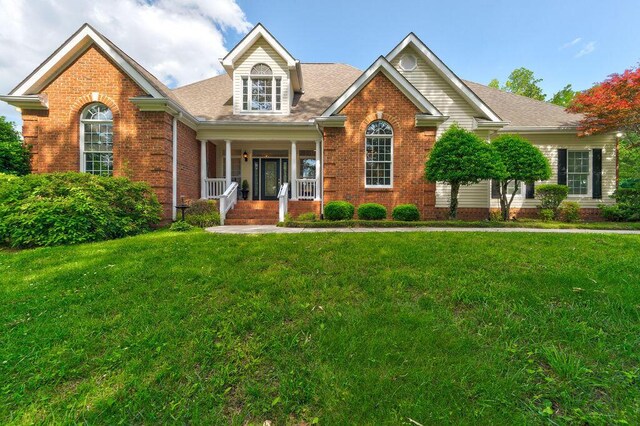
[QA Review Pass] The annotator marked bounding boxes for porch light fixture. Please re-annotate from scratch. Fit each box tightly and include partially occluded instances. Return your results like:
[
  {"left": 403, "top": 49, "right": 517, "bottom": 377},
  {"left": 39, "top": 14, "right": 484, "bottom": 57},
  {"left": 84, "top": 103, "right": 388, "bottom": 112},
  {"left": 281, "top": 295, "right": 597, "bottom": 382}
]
[{"left": 243, "top": 151, "right": 249, "bottom": 162}]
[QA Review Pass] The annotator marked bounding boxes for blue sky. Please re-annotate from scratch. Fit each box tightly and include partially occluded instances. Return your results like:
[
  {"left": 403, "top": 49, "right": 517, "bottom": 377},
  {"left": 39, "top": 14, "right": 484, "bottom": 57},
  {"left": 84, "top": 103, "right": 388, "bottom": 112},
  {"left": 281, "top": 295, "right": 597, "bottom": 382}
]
[
  {"left": 234, "top": 0, "right": 639, "bottom": 95},
  {"left": 1, "top": 0, "right": 639, "bottom": 127}
]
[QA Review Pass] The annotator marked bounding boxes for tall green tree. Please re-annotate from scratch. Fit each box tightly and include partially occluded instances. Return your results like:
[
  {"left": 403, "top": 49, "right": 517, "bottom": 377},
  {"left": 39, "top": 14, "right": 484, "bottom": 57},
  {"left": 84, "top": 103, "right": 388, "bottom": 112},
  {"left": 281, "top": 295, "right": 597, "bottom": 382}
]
[
  {"left": 0, "top": 116, "right": 30, "bottom": 176},
  {"left": 491, "top": 134, "right": 551, "bottom": 220},
  {"left": 503, "top": 67, "right": 546, "bottom": 100},
  {"left": 425, "top": 125, "right": 505, "bottom": 219},
  {"left": 488, "top": 67, "right": 546, "bottom": 101},
  {"left": 549, "top": 84, "right": 577, "bottom": 107}
]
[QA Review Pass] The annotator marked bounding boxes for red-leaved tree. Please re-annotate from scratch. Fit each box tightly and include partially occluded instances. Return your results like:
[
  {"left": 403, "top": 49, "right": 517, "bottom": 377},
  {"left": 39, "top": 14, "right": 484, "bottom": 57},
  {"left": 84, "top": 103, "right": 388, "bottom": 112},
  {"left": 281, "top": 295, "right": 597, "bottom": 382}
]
[{"left": 568, "top": 66, "right": 640, "bottom": 138}]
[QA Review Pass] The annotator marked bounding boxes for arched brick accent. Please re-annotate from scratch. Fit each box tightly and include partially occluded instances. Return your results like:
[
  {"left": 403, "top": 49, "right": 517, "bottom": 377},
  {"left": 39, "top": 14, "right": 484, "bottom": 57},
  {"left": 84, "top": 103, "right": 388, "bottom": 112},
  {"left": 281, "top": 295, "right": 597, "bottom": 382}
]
[
  {"left": 69, "top": 93, "right": 121, "bottom": 118},
  {"left": 359, "top": 112, "right": 402, "bottom": 138}
]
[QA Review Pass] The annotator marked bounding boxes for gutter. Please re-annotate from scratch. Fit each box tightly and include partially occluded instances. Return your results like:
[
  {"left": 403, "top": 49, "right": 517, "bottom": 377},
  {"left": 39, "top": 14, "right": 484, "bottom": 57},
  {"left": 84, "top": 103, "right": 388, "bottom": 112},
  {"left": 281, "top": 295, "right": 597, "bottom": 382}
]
[{"left": 499, "top": 126, "right": 579, "bottom": 134}]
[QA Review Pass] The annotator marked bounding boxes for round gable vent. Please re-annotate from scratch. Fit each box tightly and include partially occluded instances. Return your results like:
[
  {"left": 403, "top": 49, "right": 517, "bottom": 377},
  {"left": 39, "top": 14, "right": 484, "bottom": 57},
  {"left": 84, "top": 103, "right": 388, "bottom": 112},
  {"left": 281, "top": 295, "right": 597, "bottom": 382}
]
[{"left": 399, "top": 54, "right": 417, "bottom": 71}]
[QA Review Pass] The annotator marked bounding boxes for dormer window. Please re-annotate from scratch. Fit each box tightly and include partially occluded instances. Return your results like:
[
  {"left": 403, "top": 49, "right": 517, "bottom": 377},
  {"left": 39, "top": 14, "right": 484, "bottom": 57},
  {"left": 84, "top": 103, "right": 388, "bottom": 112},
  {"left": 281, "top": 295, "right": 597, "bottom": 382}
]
[{"left": 242, "top": 63, "right": 282, "bottom": 112}]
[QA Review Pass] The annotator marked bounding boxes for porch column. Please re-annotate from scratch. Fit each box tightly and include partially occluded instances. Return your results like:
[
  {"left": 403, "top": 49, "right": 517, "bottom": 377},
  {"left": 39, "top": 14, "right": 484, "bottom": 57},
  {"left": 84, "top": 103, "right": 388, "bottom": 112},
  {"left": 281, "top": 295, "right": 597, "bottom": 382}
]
[
  {"left": 200, "top": 140, "right": 207, "bottom": 199},
  {"left": 291, "top": 140, "right": 297, "bottom": 199},
  {"left": 315, "top": 139, "right": 321, "bottom": 201},
  {"left": 225, "top": 140, "right": 232, "bottom": 188}
]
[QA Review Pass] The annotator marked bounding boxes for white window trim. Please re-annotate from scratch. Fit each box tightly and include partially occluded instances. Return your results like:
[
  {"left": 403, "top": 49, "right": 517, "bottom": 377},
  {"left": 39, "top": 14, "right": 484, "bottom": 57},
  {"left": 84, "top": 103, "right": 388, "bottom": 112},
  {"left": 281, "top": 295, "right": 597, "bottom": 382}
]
[
  {"left": 241, "top": 69, "right": 282, "bottom": 113},
  {"left": 364, "top": 124, "right": 394, "bottom": 189},
  {"left": 79, "top": 103, "right": 113, "bottom": 175},
  {"left": 566, "top": 149, "right": 592, "bottom": 198}
]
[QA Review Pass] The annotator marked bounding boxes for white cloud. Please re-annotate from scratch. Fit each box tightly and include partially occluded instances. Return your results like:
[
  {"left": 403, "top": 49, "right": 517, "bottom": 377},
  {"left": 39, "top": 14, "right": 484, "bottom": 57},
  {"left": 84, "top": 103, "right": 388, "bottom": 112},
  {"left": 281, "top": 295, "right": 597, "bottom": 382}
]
[
  {"left": 575, "top": 41, "right": 596, "bottom": 58},
  {"left": 0, "top": 0, "right": 251, "bottom": 126},
  {"left": 560, "top": 37, "right": 582, "bottom": 50}
]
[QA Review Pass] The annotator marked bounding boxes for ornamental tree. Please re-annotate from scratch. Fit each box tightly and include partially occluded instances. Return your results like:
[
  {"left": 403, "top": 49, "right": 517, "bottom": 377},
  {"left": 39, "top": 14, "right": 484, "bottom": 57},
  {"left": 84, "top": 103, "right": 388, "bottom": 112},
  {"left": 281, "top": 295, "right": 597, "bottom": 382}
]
[
  {"left": 425, "top": 124, "right": 505, "bottom": 219},
  {"left": 568, "top": 66, "right": 640, "bottom": 136},
  {"left": 491, "top": 135, "right": 551, "bottom": 220},
  {"left": 0, "top": 116, "right": 30, "bottom": 176}
]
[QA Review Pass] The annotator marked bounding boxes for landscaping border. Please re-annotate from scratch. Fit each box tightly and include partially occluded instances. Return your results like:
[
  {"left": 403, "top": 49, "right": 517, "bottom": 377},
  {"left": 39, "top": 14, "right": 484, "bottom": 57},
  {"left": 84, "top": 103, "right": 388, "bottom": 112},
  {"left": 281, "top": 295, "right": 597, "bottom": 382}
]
[{"left": 280, "top": 220, "right": 640, "bottom": 231}]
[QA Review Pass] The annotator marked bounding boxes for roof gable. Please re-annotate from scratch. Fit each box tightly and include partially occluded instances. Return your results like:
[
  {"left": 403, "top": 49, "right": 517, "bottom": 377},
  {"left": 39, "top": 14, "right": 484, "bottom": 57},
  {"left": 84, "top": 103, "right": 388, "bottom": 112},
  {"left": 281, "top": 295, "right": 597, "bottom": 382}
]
[
  {"left": 9, "top": 24, "right": 164, "bottom": 98},
  {"left": 322, "top": 56, "right": 442, "bottom": 117},
  {"left": 386, "top": 33, "right": 503, "bottom": 123},
  {"left": 221, "top": 23, "right": 303, "bottom": 92}
]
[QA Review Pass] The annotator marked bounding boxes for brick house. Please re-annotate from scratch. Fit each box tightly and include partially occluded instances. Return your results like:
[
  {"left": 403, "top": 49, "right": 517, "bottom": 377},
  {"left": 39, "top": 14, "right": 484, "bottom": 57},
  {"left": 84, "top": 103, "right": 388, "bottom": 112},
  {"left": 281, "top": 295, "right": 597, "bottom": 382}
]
[{"left": 1, "top": 23, "right": 617, "bottom": 224}]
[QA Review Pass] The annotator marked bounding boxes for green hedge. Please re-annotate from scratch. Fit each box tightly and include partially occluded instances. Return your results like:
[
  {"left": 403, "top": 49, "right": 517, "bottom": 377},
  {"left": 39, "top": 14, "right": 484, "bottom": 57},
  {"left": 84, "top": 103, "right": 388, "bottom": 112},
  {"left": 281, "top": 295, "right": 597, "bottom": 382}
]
[
  {"left": 357, "top": 203, "right": 387, "bottom": 220},
  {"left": 600, "top": 183, "right": 640, "bottom": 221},
  {"left": 392, "top": 204, "right": 420, "bottom": 221},
  {"left": 185, "top": 200, "right": 220, "bottom": 227},
  {"left": 0, "top": 172, "right": 161, "bottom": 247},
  {"left": 324, "top": 201, "right": 355, "bottom": 221}
]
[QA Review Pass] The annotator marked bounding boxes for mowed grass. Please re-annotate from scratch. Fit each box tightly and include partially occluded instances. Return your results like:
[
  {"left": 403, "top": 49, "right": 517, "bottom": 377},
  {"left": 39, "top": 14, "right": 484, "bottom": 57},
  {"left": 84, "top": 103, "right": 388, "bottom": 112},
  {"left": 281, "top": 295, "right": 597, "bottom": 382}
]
[{"left": 1, "top": 230, "right": 640, "bottom": 425}]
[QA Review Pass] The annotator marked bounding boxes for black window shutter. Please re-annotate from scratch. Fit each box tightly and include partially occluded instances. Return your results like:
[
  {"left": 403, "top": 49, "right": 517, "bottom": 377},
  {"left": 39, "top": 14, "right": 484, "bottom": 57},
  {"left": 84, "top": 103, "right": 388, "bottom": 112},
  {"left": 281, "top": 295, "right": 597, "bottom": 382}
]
[
  {"left": 491, "top": 179, "right": 500, "bottom": 199},
  {"left": 526, "top": 182, "right": 535, "bottom": 199},
  {"left": 557, "top": 149, "right": 568, "bottom": 185},
  {"left": 592, "top": 148, "right": 602, "bottom": 199}
]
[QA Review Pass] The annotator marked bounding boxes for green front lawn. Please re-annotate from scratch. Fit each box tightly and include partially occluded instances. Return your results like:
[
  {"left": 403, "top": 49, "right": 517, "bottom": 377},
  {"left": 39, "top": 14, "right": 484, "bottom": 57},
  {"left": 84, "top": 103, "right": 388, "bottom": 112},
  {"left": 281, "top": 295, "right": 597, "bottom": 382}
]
[{"left": 2, "top": 230, "right": 640, "bottom": 424}]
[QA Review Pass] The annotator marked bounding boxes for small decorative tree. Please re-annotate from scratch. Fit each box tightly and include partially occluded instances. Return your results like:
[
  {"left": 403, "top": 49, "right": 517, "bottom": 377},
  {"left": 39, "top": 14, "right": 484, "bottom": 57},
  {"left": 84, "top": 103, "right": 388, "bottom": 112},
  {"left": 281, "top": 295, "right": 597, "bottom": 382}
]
[
  {"left": 425, "top": 125, "right": 505, "bottom": 219},
  {"left": 0, "top": 116, "right": 30, "bottom": 176},
  {"left": 491, "top": 134, "right": 551, "bottom": 220}
]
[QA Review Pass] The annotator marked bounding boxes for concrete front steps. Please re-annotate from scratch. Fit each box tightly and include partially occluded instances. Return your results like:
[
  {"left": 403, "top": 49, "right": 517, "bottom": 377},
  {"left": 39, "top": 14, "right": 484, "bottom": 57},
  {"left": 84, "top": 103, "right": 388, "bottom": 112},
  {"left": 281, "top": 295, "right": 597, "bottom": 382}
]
[{"left": 224, "top": 200, "right": 279, "bottom": 225}]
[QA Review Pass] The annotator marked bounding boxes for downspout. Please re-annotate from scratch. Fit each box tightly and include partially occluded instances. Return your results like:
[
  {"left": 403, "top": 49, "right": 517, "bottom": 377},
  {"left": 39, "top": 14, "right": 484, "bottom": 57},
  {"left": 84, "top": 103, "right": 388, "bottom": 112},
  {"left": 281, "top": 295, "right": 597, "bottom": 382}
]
[
  {"left": 172, "top": 114, "right": 181, "bottom": 221},
  {"left": 314, "top": 121, "right": 325, "bottom": 219}
]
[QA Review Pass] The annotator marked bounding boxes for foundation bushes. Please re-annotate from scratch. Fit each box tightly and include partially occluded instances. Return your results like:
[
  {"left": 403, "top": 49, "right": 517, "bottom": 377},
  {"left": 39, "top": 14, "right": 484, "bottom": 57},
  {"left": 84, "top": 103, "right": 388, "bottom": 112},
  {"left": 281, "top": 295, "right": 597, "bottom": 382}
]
[
  {"left": 357, "top": 203, "right": 387, "bottom": 220},
  {"left": 324, "top": 201, "right": 355, "bottom": 221},
  {"left": 297, "top": 212, "right": 317, "bottom": 222},
  {"left": 600, "top": 182, "right": 640, "bottom": 221},
  {"left": 392, "top": 204, "right": 420, "bottom": 221},
  {"left": 0, "top": 172, "right": 161, "bottom": 248},
  {"left": 184, "top": 200, "right": 220, "bottom": 227}
]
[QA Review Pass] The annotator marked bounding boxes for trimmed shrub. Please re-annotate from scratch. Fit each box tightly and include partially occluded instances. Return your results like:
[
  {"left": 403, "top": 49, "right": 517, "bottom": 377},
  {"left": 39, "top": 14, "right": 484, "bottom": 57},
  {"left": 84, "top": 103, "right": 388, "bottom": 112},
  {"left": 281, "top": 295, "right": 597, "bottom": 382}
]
[
  {"left": 559, "top": 201, "right": 581, "bottom": 223},
  {"left": 539, "top": 208, "right": 554, "bottom": 222},
  {"left": 0, "top": 172, "right": 161, "bottom": 247},
  {"left": 324, "top": 201, "right": 355, "bottom": 221},
  {"left": 600, "top": 182, "right": 640, "bottom": 221},
  {"left": 357, "top": 203, "right": 387, "bottom": 220},
  {"left": 297, "top": 212, "right": 317, "bottom": 222},
  {"left": 185, "top": 199, "right": 220, "bottom": 227},
  {"left": 170, "top": 221, "right": 195, "bottom": 232},
  {"left": 392, "top": 204, "right": 420, "bottom": 221},
  {"left": 536, "top": 184, "right": 568, "bottom": 219}
]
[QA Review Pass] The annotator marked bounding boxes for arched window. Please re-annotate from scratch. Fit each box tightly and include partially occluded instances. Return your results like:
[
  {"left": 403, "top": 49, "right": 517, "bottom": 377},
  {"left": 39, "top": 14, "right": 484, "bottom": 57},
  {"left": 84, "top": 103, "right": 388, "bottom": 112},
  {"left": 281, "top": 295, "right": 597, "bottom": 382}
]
[
  {"left": 241, "top": 63, "right": 282, "bottom": 112},
  {"left": 80, "top": 103, "right": 113, "bottom": 176},
  {"left": 365, "top": 120, "right": 393, "bottom": 187}
]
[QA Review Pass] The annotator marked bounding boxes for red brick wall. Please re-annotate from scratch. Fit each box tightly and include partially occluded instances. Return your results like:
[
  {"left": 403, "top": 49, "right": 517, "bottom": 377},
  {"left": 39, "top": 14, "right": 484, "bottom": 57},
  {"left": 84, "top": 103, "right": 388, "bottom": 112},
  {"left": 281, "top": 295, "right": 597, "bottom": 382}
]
[
  {"left": 288, "top": 201, "right": 321, "bottom": 217},
  {"left": 323, "top": 73, "right": 437, "bottom": 219},
  {"left": 176, "top": 120, "right": 199, "bottom": 203},
  {"left": 20, "top": 45, "right": 175, "bottom": 219}
]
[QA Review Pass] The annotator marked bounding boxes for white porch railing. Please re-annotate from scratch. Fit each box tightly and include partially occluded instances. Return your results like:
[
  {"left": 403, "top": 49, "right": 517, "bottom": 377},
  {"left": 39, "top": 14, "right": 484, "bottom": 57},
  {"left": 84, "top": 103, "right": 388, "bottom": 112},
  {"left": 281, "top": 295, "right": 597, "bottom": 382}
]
[
  {"left": 294, "top": 178, "right": 318, "bottom": 200},
  {"left": 219, "top": 181, "right": 238, "bottom": 225},
  {"left": 204, "top": 178, "right": 227, "bottom": 199},
  {"left": 278, "top": 182, "right": 289, "bottom": 222}
]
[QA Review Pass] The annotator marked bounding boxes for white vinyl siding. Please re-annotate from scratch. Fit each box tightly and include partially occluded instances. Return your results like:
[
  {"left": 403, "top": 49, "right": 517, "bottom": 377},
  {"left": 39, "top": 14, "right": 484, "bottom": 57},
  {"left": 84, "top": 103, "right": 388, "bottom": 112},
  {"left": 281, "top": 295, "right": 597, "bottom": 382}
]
[
  {"left": 436, "top": 133, "right": 617, "bottom": 209},
  {"left": 233, "top": 36, "right": 290, "bottom": 115},
  {"left": 391, "top": 46, "right": 480, "bottom": 137}
]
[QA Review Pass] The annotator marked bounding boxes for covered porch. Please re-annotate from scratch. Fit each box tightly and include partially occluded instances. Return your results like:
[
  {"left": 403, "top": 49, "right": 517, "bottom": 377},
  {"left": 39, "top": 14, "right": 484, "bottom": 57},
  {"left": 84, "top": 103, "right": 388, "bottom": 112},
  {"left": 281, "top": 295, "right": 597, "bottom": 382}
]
[{"left": 199, "top": 139, "right": 322, "bottom": 201}]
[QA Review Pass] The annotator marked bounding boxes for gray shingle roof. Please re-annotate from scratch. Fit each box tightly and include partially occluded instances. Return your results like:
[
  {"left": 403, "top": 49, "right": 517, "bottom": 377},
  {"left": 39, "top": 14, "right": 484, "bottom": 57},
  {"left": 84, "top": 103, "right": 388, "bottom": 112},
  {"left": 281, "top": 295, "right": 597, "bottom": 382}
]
[
  {"left": 170, "top": 65, "right": 582, "bottom": 128},
  {"left": 463, "top": 80, "right": 583, "bottom": 128},
  {"left": 171, "top": 63, "right": 362, "bottom": 122}
]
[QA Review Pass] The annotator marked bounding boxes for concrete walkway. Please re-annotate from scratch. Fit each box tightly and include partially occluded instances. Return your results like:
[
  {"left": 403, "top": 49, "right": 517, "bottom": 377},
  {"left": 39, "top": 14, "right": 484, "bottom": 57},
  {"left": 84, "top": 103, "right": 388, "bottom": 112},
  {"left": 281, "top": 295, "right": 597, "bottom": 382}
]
[{"left": 206, "top": 225, "right": 640, "bottom": 235}]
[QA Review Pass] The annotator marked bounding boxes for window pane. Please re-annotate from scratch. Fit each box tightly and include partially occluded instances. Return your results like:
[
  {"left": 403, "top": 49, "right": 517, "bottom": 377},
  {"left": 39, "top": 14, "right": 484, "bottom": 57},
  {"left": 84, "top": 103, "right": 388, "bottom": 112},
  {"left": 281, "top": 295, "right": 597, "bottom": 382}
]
[
  {"left": 567, "top": 151, "right": 589, "bottom": 195},
  {"left": 365, "top": 135, "right": 392, "bottom": 186},
  {"left": 84, "top": 153, "right": 113, "bottom": 176},
  {"left": 300, "top": 158, "right": 316, "bottom": 179},
  {"left": 242, "top": 78, "right": 248, "bottom": 110},
  {"left": 275, "top": 78, "right": 281, "bottom": 111},
  {"left": 251, "top": 78, "right": 272, "bottom": 110}
]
